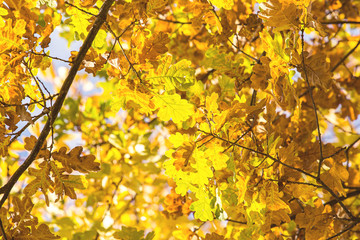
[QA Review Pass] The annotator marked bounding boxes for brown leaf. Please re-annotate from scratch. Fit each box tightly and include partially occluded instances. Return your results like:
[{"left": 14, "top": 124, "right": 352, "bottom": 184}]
[
  {"left": 251, "top": 56, "right": 271, "bottom": 90},
  {"left": 30, "top": 224, "right": 60, "bottom": 239},
  {"left": 259, "top": 0, "right": 302, "bottom": 31},
  {"left": 24, "top": 135, "right": 37, "bottom": 151},
  {"left": 205, "top": 233, "right": 226, "bottom": 240},
  {"left": 52, "top": 146, "right": 100, "bottom": 173},
  {"left": 298, "top": 52, "right": 332, "bottom": 89},
  {"left": 139, "top": 32, "right": 170, "bottom": 64},
  {"left": 17, "top": 105, "right": 33, "bottom": 123}
]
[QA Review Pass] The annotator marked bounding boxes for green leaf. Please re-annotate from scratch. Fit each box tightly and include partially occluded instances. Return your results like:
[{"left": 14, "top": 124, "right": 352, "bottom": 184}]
[
  {"left": 147, "top": 58, "right": 195, "bottom": 91},
  {"left": 190, "top": 188, "right": 214, "bottom": 221},
  {"left": 113, "top": 227, "right": 145, "bottom": 240},
  {"left": 261, "top": 30, "right": 290, "bottom": 62},
  {"left": 153, "top": 93, "right": 194, "bottom": 124},
  {"left": 93, "top": 29, "right": 107, "bottom": 49}
]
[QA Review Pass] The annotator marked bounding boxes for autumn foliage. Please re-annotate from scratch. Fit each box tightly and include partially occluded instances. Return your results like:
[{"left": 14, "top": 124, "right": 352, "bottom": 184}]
[{"left": 1, "top": 0, "right": 360, "bottom": 239}]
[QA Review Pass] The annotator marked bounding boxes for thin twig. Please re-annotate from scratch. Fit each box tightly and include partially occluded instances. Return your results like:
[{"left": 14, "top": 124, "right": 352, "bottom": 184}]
[
  {"left": 227, "top": 219, "right": 247, "bottom": 224},
  {"left": 331, "top": 40, "right": 360, "bottom": 72},
  {"left": 318, "top": 178, "right": 354, "bottom": 219},
  {"left": 8, "top": 110, "right": 48, "bottom": 145},
  {"left": 0, "top": 0, "right": 115, "bottom": 209},
  {"left": 207, "top": 0, "right": 258, "bottom": 62},
  {"left": 0, "top": 94, "right": 58, "bottom": 108},
  {"left": 104, "top": 21, "right": 143, "bottom": 83},
  {"left": 325, "top": 189, "right": 360, "bottom": 206},
  {"left": 198, "top": 128, "right": 355, "bottom": 219},
  {"left": 29, "top": 51, "right": 72, "bottom": 63},
  {"left": 155, "top": 18, "right": 192, "bottom": 24},
  {"left": 345, "top": 136, "right": 360, "bottom": 169},
  {"left": 300, "top": 29, "right": 324, "bottom": 178},
  {"left": 198, "top": 129, "right": 317, "bottom": 179},
  {"left": 326, "top": 222, "right": 358, "bottom": 240},
  {"left": 64, "top": 1, "right": 98, "bottom": 17},
  {"left": 0, "top": 218, "right": 8, "bottom": 240},
  {"left": 227, "top": 38, "right": 258, "bottom": 61},
  {"left": 322, "top": 20, "right": 360, "bottom": 25},
  {"left": 222, "top": 127, "right": 253, "bottom": 153},
  {"left": 117, "top": 41, "right": 143, "bottom": 83},
  {"left": 268, "top": 179, "right": 323, "bottom": 188}
]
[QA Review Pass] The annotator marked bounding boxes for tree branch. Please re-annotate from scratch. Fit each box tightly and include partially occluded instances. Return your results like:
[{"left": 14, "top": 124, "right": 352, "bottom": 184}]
[
  {"left": 300, "top": 29, "right": 324, "bottom": 178},
  {"left": 331, "top": 40, "right": 360, "bottom": 72},
  {"left": 325, "top": 189, "right": 360, "bottom": 206},
  {"left": 326, "top": 222, "right": 358, "bottom": 240},
  {"left": 321, "top": 20, "right": 360, "bottom": 25},
  {"left": 0, "top": 0, "right": 115, "bottom": 208},
  {"left": 155, "top": 18, "right": 192, "bottom": 24}
]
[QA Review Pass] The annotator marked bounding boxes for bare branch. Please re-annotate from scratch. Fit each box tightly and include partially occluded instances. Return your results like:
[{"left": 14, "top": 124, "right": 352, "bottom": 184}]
[
  {"left": 300, "top": 29, "right": 324, "bottom": 178},
  {"left": 331, "top": 40, "right": 360, "bottom": 72},
  {"left": 155, "top": 18, "right": 192, "bottom": 24},
  {"left": 325, "top": 189, "right": 360, "bottom": 206},
  {"left": 29, "top": 50, "right": 72, "bottom": 64},
  {"left": 322, "top": 20, "right": 360, "bottom": 25}
]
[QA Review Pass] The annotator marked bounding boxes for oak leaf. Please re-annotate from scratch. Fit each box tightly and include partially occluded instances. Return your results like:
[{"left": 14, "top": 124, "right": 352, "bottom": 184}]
[
  {"left": 298, "top": 52, "right": 332, "bottom": 89},
  {"left": 152, "top": 93, "right": 194, "bottom": 124},
  {"left": 251, "top": 56, "right": 271, "bottom": 90},
  {"left": 205, "top": 232, "right": 227, "bottom": 240},
  {"left": 139, "top": 32, "right": 169, "bottom": 64},
  {"left": 259, "top": 0, "right": 302, "bottom": 31},
  {"left": 24, "top": 161, "right": 54, "bottom": 206},
  {"left": 30, "top": 224, "right": 60, "bottom": 239},
  {"left": 52, "top": 146, "right": 100, "bottom": 173}
]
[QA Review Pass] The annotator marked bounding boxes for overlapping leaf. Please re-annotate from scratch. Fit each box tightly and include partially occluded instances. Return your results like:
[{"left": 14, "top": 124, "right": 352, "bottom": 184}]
[
  {"left": 52, "top": 146, "right": 100, "bottom": 173},
  {"left": 152, "top": 93, "right": 194, "bottom": 124}
]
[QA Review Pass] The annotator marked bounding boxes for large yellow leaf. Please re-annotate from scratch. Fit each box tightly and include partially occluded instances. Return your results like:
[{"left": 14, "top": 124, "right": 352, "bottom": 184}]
[
  {"left": 259, "top": 0, "right": 302, "bottom": 31},
  {"left": 153, "top": 93, "right": 194, "bottom": 124}
]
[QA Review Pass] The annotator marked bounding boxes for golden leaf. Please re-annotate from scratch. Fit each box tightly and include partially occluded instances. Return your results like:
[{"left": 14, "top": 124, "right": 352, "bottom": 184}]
[{"left": 52, "top": 146, "right": 100, "bottom": 173}]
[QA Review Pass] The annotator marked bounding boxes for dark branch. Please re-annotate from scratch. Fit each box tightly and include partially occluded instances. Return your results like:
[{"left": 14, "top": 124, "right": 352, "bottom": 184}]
[
  {"left": 29, "top": 51, "right": 72, "bottom": 63},
  {"left": 325, "top": 189, "right": 360, "bottom": 206},
  {"left": 155, "top": 18, "right": 192, "bottom": 24},
  {"left": 331, "top": 40, "right": 360, "bottom": 72},
  {"left": 0, "top": 0, "right": 115, "bottom": 208},
  {"left": 322, "top": 20, "right": 360, "bottom": 25},
  {"left": 326, "top": 222, "right": 358, "bottom": 240},
  {"left": 197, "top": 129, "right": 317, "bottom": 179},
  {"left": 300, "top": 29, "right": 324, "bottom": 178}
]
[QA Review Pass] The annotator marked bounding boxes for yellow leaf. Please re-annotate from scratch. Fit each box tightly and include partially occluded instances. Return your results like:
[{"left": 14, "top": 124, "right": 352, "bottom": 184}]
[
  {"left": 264, "top": 182, "right": 291, "bottom": 213},
  {"left": 169, "top": 132, "right": 187, "bottom": 148},
  {"left": 259, "top": 0, "right": 302, "bottom": 31},
  {"left": 211, "top": 0, "right": 234, "bottom": 10},
  {"left": 206, "top": 92, "right": 219, "bottom": 118},
  {"left": 153, "top": 93, "right": 194, "bottom": 124},
  {"left": 205, "top": 145, "right": 228, "bottom": 170}
]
